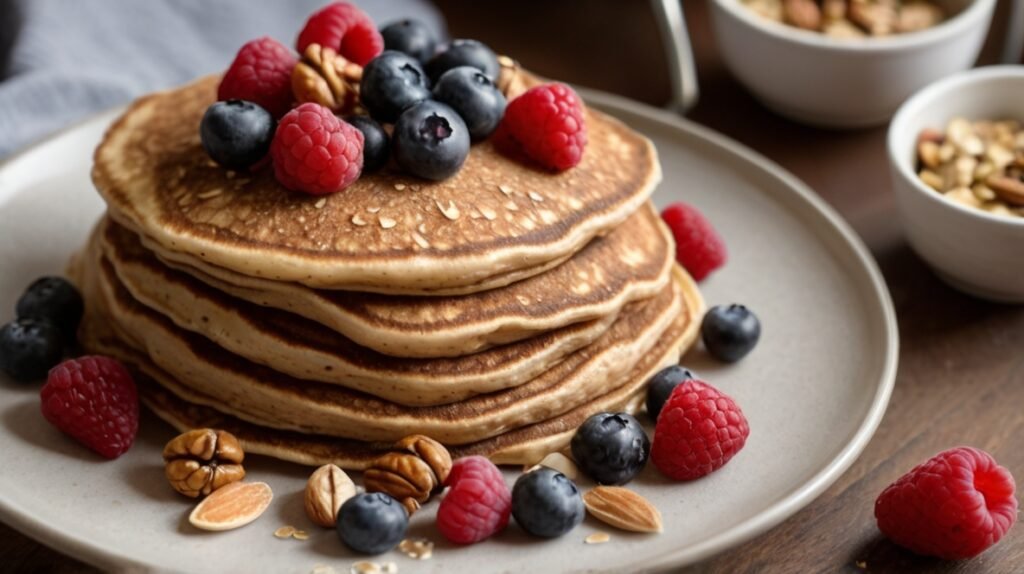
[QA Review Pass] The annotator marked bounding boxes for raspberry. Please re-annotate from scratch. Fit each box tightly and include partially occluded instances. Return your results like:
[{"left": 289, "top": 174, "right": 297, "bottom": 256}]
[
  {"left": 651, "top": 380, "right": 749, "bottom": 480},
  {"left": 436, "top": 456, "right": 511, "bottom": 544},
  {"left": 660, "top": 202, "right": 727, "bottom": 281},
  {"left": 493, "top": 83, "right": 587, "bottom": 171},
  {"left": 270, "top": 103, "right": 364, "bottom": 195},
  {"left": 40, "top": 356, "right": 139, "bottom": 459},
  {"left": 296, "top": 2, "right": 383, "bottom": 66},
  {"left": 875, "top": 447, "right": 1017, "bottom": 560},
  {"left": 218, "top": 37, "right": 297, "bottom": 119}
]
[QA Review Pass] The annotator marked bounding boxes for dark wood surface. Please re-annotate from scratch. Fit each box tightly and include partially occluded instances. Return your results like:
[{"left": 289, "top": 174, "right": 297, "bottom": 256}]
[{"left": 3, "top": 1, "right": 1023, "bottom": 572}]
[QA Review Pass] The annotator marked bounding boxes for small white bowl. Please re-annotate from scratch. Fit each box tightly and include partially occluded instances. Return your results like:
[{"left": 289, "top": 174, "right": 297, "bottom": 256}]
[
  {"left": 709, "top": 0, "right": 996, "bottom": 128},
  {"left": 888, "top": 66, "right": 1024, "bottom": 303}
]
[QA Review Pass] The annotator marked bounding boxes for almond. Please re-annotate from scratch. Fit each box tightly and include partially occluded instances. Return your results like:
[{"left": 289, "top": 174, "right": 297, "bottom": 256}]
[
  {"left": 986, "top": 175, "right": 1024, "bottom": 206},
  {"left": 305, "top": 464, "right": 356, "bottom": 528},
  {"left": 189, "top": 481, "right": 273, "bottom": 531},
  {"left": 582, "top": 486, "right": 663, "bottom": 533}
]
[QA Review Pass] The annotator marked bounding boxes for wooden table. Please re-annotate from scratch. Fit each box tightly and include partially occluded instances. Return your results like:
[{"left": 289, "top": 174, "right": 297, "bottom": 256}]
[{"left": 4, "top": 1, "right": 1023, "bottom": 571}]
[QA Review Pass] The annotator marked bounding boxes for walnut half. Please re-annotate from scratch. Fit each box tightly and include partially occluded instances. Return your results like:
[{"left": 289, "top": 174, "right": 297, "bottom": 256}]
[
  {"left": 292, "top": 43, "right": 362, "bottom": 114},
  {"left": 363, "top": 435, "right": 452, "bottom": 515},
  {"left": 163, "top": 428, "right": 245, "bottom": 498}
]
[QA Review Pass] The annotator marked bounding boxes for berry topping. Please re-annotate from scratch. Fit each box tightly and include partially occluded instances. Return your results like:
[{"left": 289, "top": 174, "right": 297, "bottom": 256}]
[
  {"left": 200, "top": 100, "right": 276, "bottom": 170},
  {"left": 360, "top": 51, "right": 432, "bottom": 123},
  {"left": 701, "top": 304, "right": 761, "bottom": 363},
  {"left": 494, "top": 83, "right": 587, "bottom": 172},
  {"left": 15, "top": 276, "right": 83, "bottom": 343},
  {"left": 651, "top": 380, "right": 749, "bottom": 481},
  {"left": 660, "top": 202, "right": 727, "bottom": 281},
  {"left": 511, "top": 468, "right": 585, "bottom": 538},
  {"left": 344, "top": 115, "right": 390, "bottom": 172},
  {"left": 0, "top": 319, "right": 63, "bottom": 382},
  {"left": 570, "top": 412, "right": 650, "bottom": 485},
  {"left": 296, "top": 2, "right": 383, "bottom": 66},
  {"left": 433, "top": 66, "right": 507, "bottom": 141},
  {"left": 217, "top": 37, "right": 297, "bottom": 119},
  {"left": 875, "top": 447, "right": 1017, "bottom": 560},
  {"left": 336, "top": 492, "right": 409, "bottom": 554},
  {"left": 380, "top": 19, "right": 437, "bottom": 63},
  {"left": 393, "top": 101, "right": 470, "bottom": 181},
  {"left": 41, "top": 356, "right": 139, "bottom": 459},
  {"left": 645, "top": 365, "right": 696, "bottom": 422},
  {"left": 426, "top": 39, "right": 500, "bottom": 82},
  {"left": 436, "top": 456, "right": 512, "bottom": 544},
  {"left": 270, "top": 103, "right": 364, "bottom": 196}
]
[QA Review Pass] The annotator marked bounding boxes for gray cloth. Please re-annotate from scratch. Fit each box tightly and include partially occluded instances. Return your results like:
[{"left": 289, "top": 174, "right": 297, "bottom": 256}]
[{"left": 0, "top": 0, "right": 445, "bottom": 157}]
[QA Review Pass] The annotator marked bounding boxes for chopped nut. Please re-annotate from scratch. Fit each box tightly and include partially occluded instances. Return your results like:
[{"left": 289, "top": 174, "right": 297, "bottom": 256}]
[
  {"left": 821, "top": 0, "right": 846, "bottom": 20},
  {"left": 275, "top": 525, "right": 297, "bottom": 538},
  {"left": 849, "top": 0, "right": 897, "bottom": 36},
  {"left": 293, "top": 530, "right": 310, "bottom": 540},
  {"left": 585, "top": 532, "right": 611, "bottom": 544},
  {"left": 398, "top": 538, "right": 434, "bottom": 560},
  {"left": 582, "top": 486, "right": 663, "bottom": 533},
  {"left": 163, "top": 429, "right": 245, "bottom": 498},
  {"left": 897, "top": 1, "right": 944, "bottom": 33},
  {"left": 918, "top": 169, "right": 944, "bottom": 191},
  {"left": 379, "top": 216, "right": 397, "bottom": 229},
  {"left": 986, "top": 175, "right": 1024, "bottom": 206},
  {"left": 917, "top": 140, "right": 941, "bottom": 169},
  {"left": 305, "top": 464, "right": 357, "bottom": 528},
  {"left": 783, "top": 0, "right": 822, "bottom": 30},
  {"left": 364, "top": 435, "right": 452, "bottom": 515},
  {"left": 189, "top": 481, "right": 273, "bottom": 531}
]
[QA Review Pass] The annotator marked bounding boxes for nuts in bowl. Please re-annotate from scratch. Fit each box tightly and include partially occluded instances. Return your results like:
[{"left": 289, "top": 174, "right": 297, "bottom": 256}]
[{"left": 744, "top": 0, "right": 946, "bottom": 37}]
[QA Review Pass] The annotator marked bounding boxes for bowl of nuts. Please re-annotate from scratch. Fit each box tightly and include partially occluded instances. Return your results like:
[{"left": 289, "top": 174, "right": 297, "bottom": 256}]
[
  {"left": 709, "top": 0, "right": 996, "bottom": 128},
  {"left": 888, "top": 65, "right": 1024, "bottom": 302}
]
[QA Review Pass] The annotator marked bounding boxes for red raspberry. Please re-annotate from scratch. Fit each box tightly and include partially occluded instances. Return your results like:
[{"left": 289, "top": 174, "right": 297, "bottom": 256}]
[
  {"left": 493, "top": 83, "right": 587, "bottom": 171},
  {"left": 437, "top": 456, "right": 511, "bottom": 544},
  {"left": 875, "top": 447, "right": 1017, "bottom": 560},
  {"left": 40, "top": 356, "right": 139, "bottom": 459},
  {"left": 296, "top": 2, "right": 383, "bottom": 66},
  {"left": 660, "top": 202, "right": 727, "bottom": 281},
  {"left": 218, "top": 37, "right": 297, "bottom": 119},
  {"left": 651, "top": 380, "right": 749, "bottom": 480},
  {"left": 270, "top": 103, "right": 364, "bottom": 195}
]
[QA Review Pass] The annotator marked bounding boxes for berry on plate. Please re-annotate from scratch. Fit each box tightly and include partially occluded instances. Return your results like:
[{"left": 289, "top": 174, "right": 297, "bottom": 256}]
[
  {"left": 701, "top": 304, "right": 761, "bottom": 363},
  {"left": 296, "top": 1, "right": 383, "bottom": 66},
  {"left": 651, "top": 380, "right": 749, "bottom": 481},
  {"left": 494, "top": 83, "right": 587, "bottom": 172},
  {"left": 200, "top": 100, "right": 276, "bottom": 170},
  {"left": 270, "top": 103, "right": 364, "bottom": 196},
  {"left": 15, "top": 276, "right": 83, "bottom": 343},
  {"left": 433, "top": 66, "right": 507, "bottom": 141},
  {"left": 511, "top": 468, "right": 585, "bottom": 538},
  {"left": 645, "top": 365, "right": 696, "bottom": 422},
  {"left": 875, "top": 446, "right": 1017, "bottom": 560},
  {"left": 380, "top": 19, "right": 437, "bottom": 63},
  {"left": 660, "top": 202, "right": 727, "bottom": 281},
  {"left": 426, "top": 39, "right": 500, "bottom": 82},
  {"left": 393, "top": 101, "right": 470, "bottom": 181},
  {"left": 436, "top": 456, "right": 511, "bottom": 544},
  {"left": 344, "top": 115, "right": 389, "bottom": 172},
  {"left": 40, "top": 356, "right": 139, "bottom": 459},
  {"left": 336, "top": 492, "right": 409, "bottom": 554},
  {"left": 570, "top": 412, "right": 650, "bottom": 485},
  {"left": 360, "top": 50, "right": 432, "bottom": 123},
  {"left": 217, "top": 37, "right": 297, "bottom": 119},
  {"left": 0, "top": 319, "right": 64, "bottom": 382}
]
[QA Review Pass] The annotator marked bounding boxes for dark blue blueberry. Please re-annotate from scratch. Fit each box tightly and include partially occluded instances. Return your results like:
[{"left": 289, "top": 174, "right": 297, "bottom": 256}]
[
  {"left": 393, "top": 101, "right": 470, "bottom": 180},
  {"left": 199, "top": 100, "right": 275, "bottom": 170},
  {"left": 701, "top": 304, "right": 761, "bottom": 363},
  {"left": 426, "top": 39, "right": 500, "bottom": 82},
  {"left": 335, "top": 492, "right": 408, "bottom": 555},
  {"left": 360, "top": 51, "right": 432, "bottom": 123},
  {"left": 344, "top": 115, "right": 390, "bottom": 172},
  {"left": 16, "top": 276, "right": 83, "bottom": 343},
  {"left": 511, "top": 468, "right": 585, "bottom": 538},
  {"left": 380, "top": 19, "right": 437, "bottom": 63},
  {"left": 0, "top": 319, "right": 63, "bottom": 382},
  {"left": 645, "top": 365, "right": 696, "bottom": 421},
  {"left": 432, "top": 66, "right": 506, "bottom": 141},
  {"left": 570, "top": 412, "right": 650, "bottom": 485}
]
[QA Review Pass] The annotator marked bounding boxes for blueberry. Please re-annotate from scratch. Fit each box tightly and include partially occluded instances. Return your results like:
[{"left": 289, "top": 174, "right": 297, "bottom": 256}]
[
  {"left": 512, "top": 468, "right": 585, "bottom": 538},
  {"left": 380, "top": 19, "right": 437, "bottom": 63},
  {"left": 0, "top": 319, "right": 63, "bottom": 382},
  {"left": 433, "top": 66, "right": 506, "bottom": 141},
  {"left": 344, "top": 116, "right": 389, "bottom": 172},
  {"left": 701, "top": 304, "right": 761, "bottom": 363},
  {"left": 199, "top": 100, "right": 275, "bottom": 170},
  {"left": 645, "top": 365, "right": 696, "bottom": 421},
  {"left": 336, "top": 492, "right": 408, "bottom": 555},
  {"left": 570, "top": 412, "right": 650, "bottom": 485},
  {"left": 360, "top": 51, "right": 432, "bottom": 123},
  {"left": 16, "top": 276, "right": 83, "bottom": 343},
  {"left": 426, "top": 39, "right": 500, "bottom": 82},
  {"left": 393, "top": 101, "right": 470, "bottom": 180}
]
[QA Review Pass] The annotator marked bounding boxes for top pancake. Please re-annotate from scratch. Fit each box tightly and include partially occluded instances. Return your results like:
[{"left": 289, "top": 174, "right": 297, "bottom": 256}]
[{"left": 92, "top": 75, "right": 661, "bottom": 294}]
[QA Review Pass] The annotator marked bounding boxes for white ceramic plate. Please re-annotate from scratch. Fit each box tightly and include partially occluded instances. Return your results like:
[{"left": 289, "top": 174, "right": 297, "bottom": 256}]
[{"left": 0, "top": 93, "right": 897, "bottom": 573}]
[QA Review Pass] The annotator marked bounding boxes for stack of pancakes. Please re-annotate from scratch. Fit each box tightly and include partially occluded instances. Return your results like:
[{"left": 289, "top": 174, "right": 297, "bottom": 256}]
[{"left": 71, "top": 75, "right": 704, "bottom": 468}]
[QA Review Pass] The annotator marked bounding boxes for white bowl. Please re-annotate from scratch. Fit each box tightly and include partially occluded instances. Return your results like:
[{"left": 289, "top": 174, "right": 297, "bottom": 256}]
[
  {"left": 888, "top": 66, "right": 1024, "bottom": 302},
  {"left": 709, "top": 0, "right": 996, "bottom": 128}
]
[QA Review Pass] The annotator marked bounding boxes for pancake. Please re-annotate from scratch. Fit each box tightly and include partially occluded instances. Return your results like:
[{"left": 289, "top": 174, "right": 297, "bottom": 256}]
[
  {"left": 92, "top": 74, "right": 661, "bottom": 295},
  {"left": 138, "top": 203, "right": 673, "bottom": 358}
]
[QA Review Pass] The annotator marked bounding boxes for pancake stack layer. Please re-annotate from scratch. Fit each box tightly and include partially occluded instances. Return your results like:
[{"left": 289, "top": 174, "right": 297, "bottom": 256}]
[{"left": 72, "top": 74, "right": 705, "bottom": 468}]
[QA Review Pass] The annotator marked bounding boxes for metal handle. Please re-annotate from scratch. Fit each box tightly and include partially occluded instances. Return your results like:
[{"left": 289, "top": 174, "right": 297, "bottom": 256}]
[{"left": 651, "top": 0, "right": 700, "bottom": 114}]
